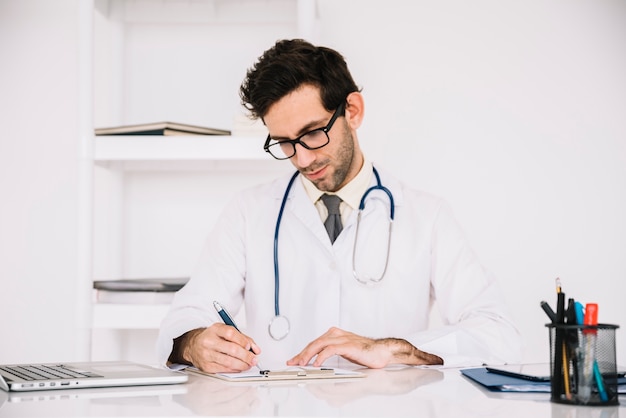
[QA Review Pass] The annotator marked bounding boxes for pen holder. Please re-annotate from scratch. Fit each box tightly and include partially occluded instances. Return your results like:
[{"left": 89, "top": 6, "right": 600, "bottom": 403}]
[{"left": 547, "top": 323, "right": 620, "bottom": 406}]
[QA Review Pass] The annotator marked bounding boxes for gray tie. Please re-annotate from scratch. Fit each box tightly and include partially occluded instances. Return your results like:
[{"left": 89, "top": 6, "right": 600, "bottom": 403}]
[{"left": 321, "top": 194, "right": 343, "bottom": 243}]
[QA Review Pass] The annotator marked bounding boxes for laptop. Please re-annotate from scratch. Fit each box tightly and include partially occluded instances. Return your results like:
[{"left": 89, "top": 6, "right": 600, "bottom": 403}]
[{"left": 0, "top": 361, "right": 187, "bottom": 392}]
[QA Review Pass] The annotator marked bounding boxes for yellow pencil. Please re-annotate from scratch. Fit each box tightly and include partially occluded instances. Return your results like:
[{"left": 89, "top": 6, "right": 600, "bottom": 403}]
[{"left": 562, "top": 339, "right": 571, "bottom": 399}]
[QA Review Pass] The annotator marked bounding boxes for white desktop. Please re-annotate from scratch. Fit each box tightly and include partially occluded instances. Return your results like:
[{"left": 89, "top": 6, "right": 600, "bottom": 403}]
[{"left": 1, "top": 366, "right": 622, "bottom": 418}]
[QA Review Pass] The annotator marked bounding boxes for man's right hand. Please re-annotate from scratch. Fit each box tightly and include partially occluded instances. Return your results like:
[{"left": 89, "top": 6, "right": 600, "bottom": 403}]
[{"left": 168, "top": 323, "right": 261, "bottom": 373}]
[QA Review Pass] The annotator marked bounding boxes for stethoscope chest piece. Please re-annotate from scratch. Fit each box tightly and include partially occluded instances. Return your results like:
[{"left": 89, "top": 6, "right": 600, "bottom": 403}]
[{"left": 268, "top": 315, "right": 290, "bottom": 341}]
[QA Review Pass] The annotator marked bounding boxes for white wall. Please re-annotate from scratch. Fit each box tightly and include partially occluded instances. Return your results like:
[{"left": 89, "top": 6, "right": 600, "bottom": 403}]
[
  {"left": 1, "top": 0, "right": 625, "bottom": 367},
  {"left": 316, "top": 0, "right": 626, "bottom": 364},
  {"left": 0, "top": 0, "right": 92, "bottom": 362}
]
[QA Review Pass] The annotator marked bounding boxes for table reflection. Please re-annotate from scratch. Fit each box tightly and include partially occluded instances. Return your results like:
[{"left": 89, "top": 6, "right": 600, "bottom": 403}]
[
  {"left": 550, "top": 403, "right": 620, "bottom": 418},
  {"left": 174, "top": 375, "right": 261, "bottom": 416},
  {"left": 0, "top": 383, "right": 187, "bottom": 405},
  {"left": 305, "top": 367, "right": 443, "bottom": 406},
  {"left": 174, "top": 366, "right": 443, "bottom": 415}
]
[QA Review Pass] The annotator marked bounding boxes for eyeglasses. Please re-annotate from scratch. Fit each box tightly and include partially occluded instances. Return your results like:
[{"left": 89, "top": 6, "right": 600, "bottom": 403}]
[{"left": 263, "top": 102, "right": 346, "bottom": 160}]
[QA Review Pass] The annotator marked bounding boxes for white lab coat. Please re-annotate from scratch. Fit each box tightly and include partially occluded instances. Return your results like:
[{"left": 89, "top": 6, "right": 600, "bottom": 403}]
[{"left": 157, "top": 166, "right": 522, "bottom": 369}]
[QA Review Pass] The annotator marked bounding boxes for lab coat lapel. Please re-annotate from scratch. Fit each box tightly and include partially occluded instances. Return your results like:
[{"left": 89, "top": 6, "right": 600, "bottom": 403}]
[{"left": 279, "top": 175, "right": 332, "bottom": 247}]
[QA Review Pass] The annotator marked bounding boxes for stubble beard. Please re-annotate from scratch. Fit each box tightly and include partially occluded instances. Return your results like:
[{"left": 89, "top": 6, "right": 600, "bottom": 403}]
[{"left": 311, "top": 126, "right": 356, "bottom": 192}]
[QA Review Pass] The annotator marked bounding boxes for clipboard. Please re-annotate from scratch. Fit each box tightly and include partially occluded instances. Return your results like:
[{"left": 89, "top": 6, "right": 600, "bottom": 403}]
[{"left": 186, "top": 366, "right": 365, "bottom": 382}]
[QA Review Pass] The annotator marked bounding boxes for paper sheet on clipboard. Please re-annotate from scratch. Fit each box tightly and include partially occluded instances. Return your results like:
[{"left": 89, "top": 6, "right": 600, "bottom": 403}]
[{"left": 187, "top": 366, "right": 365, "bottom": 382}]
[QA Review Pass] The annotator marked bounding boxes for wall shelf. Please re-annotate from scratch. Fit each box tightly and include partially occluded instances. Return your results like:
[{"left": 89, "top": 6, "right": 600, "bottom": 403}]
[{"left": 93, "top": 135, "right": 286, "bottom": 171}]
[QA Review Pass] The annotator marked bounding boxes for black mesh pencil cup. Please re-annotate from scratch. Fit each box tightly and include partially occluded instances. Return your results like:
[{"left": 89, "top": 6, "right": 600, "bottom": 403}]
[{"left": 547, "top": 323, "right": 619, "bottom": 406}]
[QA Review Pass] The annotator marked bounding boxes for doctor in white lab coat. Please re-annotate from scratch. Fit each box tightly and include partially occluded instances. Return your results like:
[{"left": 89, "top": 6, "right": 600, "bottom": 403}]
[{"left": 157, "top": 39, "right": 521, "bottom": 372}]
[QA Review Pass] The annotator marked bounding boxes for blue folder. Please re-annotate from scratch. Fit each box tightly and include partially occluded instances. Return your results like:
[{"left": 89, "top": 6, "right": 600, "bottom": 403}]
[
  {"left": 461, "top": 367, "right": 626, "bottom": 393},
  {"left": 461, "top": 367, "right": 551, "bottom": 392}
]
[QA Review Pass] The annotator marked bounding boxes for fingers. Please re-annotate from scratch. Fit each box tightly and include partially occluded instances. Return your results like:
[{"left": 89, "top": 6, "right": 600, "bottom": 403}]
[
  {"left": 189, "top": 324, "right": 261, "bottom": 373},
  {"left": 287, "top": 327, "right": 353, "bottom": 367},
  {"left": 287, "top": 327, "right": 399, "bottom": 369}
]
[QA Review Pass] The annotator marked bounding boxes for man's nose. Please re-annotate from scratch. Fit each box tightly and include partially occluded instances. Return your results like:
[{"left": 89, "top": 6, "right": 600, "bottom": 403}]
[{"left": 293, "top": 143, "right": 316, "bottom": 167}]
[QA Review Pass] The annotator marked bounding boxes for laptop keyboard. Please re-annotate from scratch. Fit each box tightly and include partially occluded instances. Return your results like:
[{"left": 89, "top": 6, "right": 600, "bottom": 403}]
[{"left": 0, "top": 364, "right": 103, "bottom": 381}]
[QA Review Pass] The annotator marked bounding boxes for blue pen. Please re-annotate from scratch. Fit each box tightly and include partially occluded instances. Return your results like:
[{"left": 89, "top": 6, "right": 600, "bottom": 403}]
[
  {"left": 593, "top": 362, "right": 609, "bottom": 402},
  {"left": 213, "top": 301, "right": 263, "bottom": 371}
]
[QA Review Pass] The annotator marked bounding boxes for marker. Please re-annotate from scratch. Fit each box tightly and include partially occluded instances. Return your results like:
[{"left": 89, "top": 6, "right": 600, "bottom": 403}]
[
  {"left": 583, "top": 303, "right": 608, "bottom": 402},
  {"left": 213, "top": 301, "right": 263, "bottom": 371},
  {"left": 574, "top": 301, "right": 585, "bottom": 325},
  {"left": 577, "top": 303, "right": 608, "bottom": 403},
  {"left": 540, "top": 300, "right": 556, "bottom": 323}
]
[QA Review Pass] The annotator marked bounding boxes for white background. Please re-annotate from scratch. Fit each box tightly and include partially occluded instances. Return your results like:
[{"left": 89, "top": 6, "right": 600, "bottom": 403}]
[{"left": 1, "top": 0, "right": 625, "bottom": 367}]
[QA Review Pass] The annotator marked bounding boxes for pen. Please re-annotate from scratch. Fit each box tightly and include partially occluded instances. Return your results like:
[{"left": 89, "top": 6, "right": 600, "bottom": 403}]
[
  {"left": 565, "top": 298, "right": 579, "bottom": 393},
  {"left": 555, "top": 279, "right": 565, "bottom": 324},
  {"left": 540, "top": 300, "right": 556, "bottom": 323},
  {"left": 212, "top": 301, "right": 263, "bottom": 370},
  {"left": 559, "top": 297, "right": 581, "bottom": 400},
  {"left": 559, "top": 292, "right": 572, "bottom": 400},
  {"left": 552, "top": 278, "right": 566, "bottom": 399}
]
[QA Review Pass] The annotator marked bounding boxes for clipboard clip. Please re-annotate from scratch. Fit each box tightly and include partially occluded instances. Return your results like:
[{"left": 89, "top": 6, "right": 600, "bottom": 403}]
[{"left": 259, "top": 367, "right": 335, "bottom": 377}]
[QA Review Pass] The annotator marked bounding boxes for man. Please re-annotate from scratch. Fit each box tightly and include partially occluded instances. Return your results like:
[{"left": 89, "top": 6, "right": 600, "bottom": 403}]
[{"left": 157, "top": 39, "right": 521, "bottom": 372}]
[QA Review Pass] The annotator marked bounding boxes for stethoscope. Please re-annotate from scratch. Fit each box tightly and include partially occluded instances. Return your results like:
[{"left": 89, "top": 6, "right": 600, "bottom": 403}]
[{"left": 268, "top": 166, "right": 395, "bottom": 340}]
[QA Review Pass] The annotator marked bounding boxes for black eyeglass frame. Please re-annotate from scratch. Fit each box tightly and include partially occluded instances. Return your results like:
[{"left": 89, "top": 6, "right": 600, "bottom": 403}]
[{"left": 263, "top": 101, "right": 346, "bottom": 160}]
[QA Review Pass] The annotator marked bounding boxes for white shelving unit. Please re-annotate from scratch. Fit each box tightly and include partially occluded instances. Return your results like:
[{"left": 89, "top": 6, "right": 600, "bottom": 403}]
[
  {"left": 90, "top": 0, "right": 314, "bottom": 362},
  {"left": 91, "top": 135, "right": 285, "bottom": 332}
]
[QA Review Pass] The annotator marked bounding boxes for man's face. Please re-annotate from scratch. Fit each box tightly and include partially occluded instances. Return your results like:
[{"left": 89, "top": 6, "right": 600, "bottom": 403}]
[{"left": 263, "top": 85, "right": 359, "bottom": 192}]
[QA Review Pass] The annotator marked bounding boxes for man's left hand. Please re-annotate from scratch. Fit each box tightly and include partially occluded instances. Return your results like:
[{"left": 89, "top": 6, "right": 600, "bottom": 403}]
[{"left": 286, "top": 327, "right": 443, "bottom": 368}]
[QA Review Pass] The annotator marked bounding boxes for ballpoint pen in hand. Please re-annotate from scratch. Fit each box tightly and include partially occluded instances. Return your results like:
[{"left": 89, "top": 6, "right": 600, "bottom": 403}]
[{"left": 213, "top": 301, "right": 264, "bottom": 371}]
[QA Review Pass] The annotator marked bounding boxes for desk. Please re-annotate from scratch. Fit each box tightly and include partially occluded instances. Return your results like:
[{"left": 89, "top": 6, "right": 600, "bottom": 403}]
[{"left": 0, "top": 367, "right": 622, "bottom": 417}]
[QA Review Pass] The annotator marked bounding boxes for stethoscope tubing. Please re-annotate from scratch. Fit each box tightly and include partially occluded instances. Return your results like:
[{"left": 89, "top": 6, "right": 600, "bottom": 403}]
[
  {"left": 271, "top": 166, "right": 394, "bottom": 339},
  {"left": 273, "top": 171, "right": 300, "bottom": 317}
]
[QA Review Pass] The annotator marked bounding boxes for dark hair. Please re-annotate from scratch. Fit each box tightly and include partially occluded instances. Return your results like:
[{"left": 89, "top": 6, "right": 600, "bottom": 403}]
[{"left": 239, "top": 39, "right": 361, "bottom": 119}]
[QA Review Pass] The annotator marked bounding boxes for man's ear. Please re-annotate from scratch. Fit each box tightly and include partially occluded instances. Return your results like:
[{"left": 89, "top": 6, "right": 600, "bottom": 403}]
[{"left": 344, "top": 91, "right": 364, "bottom": 130}]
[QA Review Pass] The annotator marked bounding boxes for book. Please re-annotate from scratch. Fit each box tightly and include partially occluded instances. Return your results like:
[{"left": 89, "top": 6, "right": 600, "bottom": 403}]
[
  {"left": 93, "top": 278, "right": 189, "bottom": 292},
  {"left": 95, "top": 122, "right": 231, "bottom": 136}
]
